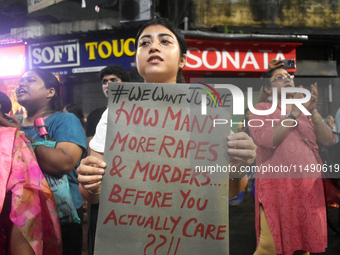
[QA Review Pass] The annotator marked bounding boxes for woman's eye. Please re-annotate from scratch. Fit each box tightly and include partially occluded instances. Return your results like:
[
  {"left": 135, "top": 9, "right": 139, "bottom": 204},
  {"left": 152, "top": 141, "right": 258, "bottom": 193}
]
[
  {"left": 139, "top": 41, "right": 149, "bottom": 47},
  {"left": 161, "top": 39, "right": 170, "bottom": 44}
]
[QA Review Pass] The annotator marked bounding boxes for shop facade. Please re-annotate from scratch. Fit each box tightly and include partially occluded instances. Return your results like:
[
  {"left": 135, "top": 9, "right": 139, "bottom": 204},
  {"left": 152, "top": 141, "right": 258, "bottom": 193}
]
[{"left": 0, "top": 30, "right": 338, "bottom": 124}]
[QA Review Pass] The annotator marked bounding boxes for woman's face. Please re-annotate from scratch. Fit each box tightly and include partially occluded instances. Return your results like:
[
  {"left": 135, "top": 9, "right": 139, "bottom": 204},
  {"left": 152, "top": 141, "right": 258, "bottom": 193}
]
[
  {"left": 268, "top": 68, "right": 295, "bottom": 98},
  {"left": 135, "top": 25, "right": 186, "bottom": 83},
  {"left": 16, "top": 71, "right": 54, "bottom": 108}
]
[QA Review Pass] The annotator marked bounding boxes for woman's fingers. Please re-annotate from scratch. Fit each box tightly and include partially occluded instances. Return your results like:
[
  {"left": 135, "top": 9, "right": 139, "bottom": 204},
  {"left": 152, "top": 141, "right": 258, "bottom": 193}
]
[
  {"left": 77, "top": 156, "right": 106, "bottom": 189},
  {"left": 81, "top": 181, "right": 102, "bottom": 190},
  {"left": 227, "top": 132, "right": 257, "bottom": 165}
]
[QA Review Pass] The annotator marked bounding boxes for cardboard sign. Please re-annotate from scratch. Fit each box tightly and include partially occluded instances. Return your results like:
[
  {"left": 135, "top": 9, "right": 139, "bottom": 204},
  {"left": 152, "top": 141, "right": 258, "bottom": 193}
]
[{"left": 95, "top": 82, "right": 232, "bottom": 254}]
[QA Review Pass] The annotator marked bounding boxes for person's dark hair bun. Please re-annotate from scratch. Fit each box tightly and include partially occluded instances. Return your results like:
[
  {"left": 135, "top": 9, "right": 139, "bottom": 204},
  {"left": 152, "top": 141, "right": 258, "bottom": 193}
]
[{"left": 0, "top": 91, "right": 12, "bottom": 114}]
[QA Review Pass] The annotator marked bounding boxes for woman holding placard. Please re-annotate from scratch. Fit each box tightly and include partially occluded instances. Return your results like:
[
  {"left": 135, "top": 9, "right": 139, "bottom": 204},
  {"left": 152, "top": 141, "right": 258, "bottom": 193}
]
[{"left": 77, "top": 17, "right": 256, "bottom": 206}]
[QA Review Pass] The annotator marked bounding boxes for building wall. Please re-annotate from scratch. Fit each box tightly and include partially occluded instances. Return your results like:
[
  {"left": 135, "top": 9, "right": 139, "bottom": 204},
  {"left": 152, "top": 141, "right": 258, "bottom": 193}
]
[{"left": 195, "top": 0, "right": 340, "bottom": 29}]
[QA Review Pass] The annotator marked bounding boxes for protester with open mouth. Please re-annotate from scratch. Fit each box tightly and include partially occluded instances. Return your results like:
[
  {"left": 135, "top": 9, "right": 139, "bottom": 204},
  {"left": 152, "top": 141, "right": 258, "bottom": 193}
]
[
  {"left": 250, "top": 65, "right": 333, "bottom": 255},
  {"left": 16, "top": 69, "right": 87, "bottom": 255}
]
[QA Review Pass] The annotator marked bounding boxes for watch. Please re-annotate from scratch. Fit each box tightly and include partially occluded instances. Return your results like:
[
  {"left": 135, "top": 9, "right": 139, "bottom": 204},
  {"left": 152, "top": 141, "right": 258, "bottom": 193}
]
[{"left": 285, "top": 112, "right": 297, "bottom": 120}]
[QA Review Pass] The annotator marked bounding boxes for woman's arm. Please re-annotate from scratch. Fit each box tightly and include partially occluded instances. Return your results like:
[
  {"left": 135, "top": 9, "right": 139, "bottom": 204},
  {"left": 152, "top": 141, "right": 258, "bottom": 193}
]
[
  {"left": 0, "top": 113, "right": 21, "bottom": 129},
  {"left": 34, "top": 142, "right": 83, "bottom": 177},
  {"left": 229, "top": 177, "right": 248, "bottom": 198},
  {"left": 311, "top": 109, "right": 334, "bottom": 146},
  {"left": 271, "top": 83, "right": 333, "bottom": 147},
  {"left": 227, "top": 132, "right": 257, "bottom": 196},
  {"left": 295, "top": 83, "right": 333, "bottom": 146},
  {"left": 10, "top": 226, "right": 35, "bottom": 255},
  {"left": 272, "top": 116, "right": 298, "bottom": 146}
]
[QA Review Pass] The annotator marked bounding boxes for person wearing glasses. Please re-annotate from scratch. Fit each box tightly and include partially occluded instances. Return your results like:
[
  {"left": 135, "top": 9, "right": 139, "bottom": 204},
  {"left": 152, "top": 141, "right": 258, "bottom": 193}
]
[
  {"left": 85, "top": 64, "right": 129, "bottom": 255},
  {"left": 249, "top": 64, "right": 333, "bottom": 255}
]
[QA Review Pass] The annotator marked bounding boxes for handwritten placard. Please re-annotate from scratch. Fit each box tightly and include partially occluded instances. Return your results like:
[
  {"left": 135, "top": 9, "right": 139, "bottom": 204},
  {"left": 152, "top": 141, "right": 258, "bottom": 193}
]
[{"left": 95, "top": 82, "right": 232, "bottom": 254}]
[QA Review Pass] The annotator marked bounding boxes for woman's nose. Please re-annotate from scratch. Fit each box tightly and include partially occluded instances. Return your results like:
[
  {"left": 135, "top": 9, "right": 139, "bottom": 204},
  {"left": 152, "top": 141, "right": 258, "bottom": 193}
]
[
  {"left": 149, "top": 42, "right": 160, "bottom": 53},
  {"left": 18, "top": 77, "right": 28, "bottom": 85}
]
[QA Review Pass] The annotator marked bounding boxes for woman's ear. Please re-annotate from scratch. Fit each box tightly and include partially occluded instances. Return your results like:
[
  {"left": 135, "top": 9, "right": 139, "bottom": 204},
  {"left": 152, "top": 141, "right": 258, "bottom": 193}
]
[
  {"left": 263, "top": 85, "right": 272, "bottom": 96},
  {"left": 257, "top": 85, "right": 272, "bottom": 103},
  {"left": 47, "top": 88, "right": 56, "bottom": 99},
  {"left": 179, "top": 54, "right": 187, "bottom": 69}
]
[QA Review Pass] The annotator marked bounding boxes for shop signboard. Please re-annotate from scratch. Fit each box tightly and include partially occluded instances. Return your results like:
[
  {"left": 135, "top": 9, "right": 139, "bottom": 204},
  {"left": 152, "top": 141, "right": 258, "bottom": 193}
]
[
  {"left": 27, "top": 36, "right": 300, "bottom": 76},
  {"left": 27, "top": 31, "right": 137, "bottom": 75},
  {"left": 28, "top": 39, "right": 80, "bottom": 73},
  {"left": 184, "top": 39, "right": 301, "bottom": 73}
]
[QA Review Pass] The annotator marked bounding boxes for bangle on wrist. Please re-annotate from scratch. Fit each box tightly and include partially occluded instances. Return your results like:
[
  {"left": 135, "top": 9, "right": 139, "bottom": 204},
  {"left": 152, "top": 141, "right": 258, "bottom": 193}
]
[
  {"left": 230, "top": 171, "right": 248, "bottom": 181},
  {"left": 314, "top": 119, "right": 324, "bottom": 126},
  {"left": 312, "top": 113, "right": 322, "bottom": 122},
  {"left": 87, "top": 189, "right": 100, "bottom": 195}
]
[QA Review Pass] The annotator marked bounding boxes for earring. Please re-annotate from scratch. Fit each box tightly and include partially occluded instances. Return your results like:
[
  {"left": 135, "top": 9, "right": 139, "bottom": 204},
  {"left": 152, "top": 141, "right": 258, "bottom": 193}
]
[{"left": 267, "top": 96, "right": 272, "bottom": 102}]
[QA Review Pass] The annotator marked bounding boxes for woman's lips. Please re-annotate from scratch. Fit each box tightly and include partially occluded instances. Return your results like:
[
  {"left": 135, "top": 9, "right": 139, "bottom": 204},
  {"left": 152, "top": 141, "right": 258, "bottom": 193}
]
[
  {"left": 16, "top": 88, "right": 27, "bottom": 96},
  {"left": 147, "top": 55, "right": 163, "bottom": 63}
]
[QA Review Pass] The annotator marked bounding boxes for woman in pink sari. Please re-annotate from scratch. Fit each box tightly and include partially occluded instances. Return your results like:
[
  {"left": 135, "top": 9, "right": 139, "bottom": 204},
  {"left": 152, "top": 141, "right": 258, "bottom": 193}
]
[{"left": 0, "top": 91, "right": 62, "bottom": 255}]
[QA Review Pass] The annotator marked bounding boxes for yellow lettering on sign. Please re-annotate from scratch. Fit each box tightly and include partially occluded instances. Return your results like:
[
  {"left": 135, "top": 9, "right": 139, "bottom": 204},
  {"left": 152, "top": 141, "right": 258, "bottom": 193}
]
[
  {"left": 85, "top": 38, "right": 136, "bottom": 60},
  {"left": 85, "top": 42, "right": 98, "bottom": 60},
  {"left": 112, "top": 39, "right": 124, "bottom": 57},
  {"left": 124, "top": 38, "right": 135, "bottom": 57},
  {"left": 98, "top": 41, "right": 112, "bottom": 59}
]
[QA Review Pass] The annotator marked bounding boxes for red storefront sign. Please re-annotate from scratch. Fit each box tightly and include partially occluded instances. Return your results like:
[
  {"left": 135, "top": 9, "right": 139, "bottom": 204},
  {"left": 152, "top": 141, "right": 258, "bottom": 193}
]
[
  {"left": 184, "top": 39, "right": 301, "bottom": 73},
  {"left": 0, "top": 44, "right": 26, "bottom": 79}
]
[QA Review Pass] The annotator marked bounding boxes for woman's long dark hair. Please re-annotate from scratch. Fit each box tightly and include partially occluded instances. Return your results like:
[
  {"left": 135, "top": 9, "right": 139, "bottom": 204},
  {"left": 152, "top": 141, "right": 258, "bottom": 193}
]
[
  {"left": 134, "top": 17, "right": 187, "bottom": 83},
  {"left": 31, "top": 68, "right": 63, "bottom": 112}
]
